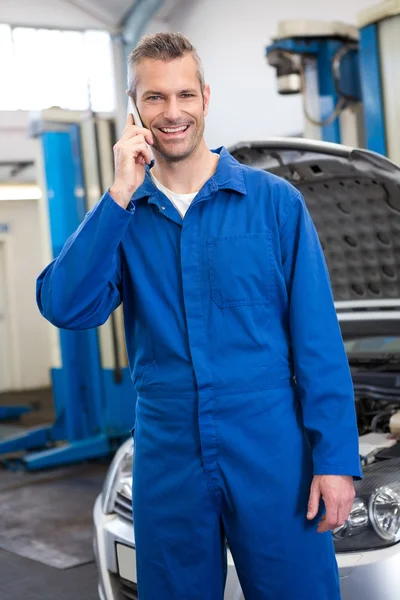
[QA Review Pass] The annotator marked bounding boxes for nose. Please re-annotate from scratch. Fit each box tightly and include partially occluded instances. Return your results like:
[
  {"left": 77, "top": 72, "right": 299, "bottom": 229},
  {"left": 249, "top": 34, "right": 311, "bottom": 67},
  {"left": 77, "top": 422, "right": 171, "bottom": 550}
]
[{"left": 164, "top": 97, "right": 181, "bottom": 122}]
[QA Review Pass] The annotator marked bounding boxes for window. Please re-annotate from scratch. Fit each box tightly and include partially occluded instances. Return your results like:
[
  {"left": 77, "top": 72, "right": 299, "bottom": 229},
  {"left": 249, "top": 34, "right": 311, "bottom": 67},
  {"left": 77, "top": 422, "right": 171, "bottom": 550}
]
[{"left": 0, "top": 25, "right": 115, "bottom": 112}]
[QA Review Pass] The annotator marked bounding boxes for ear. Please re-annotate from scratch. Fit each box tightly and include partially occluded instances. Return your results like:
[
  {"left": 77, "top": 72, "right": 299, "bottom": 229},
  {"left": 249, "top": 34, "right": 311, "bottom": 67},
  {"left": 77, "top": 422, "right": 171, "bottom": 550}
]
[{"left": 203, "top": 84, "right": 211, "bottom": 117}]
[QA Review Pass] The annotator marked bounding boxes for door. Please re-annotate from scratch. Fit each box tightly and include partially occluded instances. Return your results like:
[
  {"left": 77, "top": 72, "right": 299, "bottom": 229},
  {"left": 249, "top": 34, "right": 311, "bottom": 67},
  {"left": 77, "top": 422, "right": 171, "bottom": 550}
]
[{"left": 0, "top": 242, "right": 11, "bottom": 392}]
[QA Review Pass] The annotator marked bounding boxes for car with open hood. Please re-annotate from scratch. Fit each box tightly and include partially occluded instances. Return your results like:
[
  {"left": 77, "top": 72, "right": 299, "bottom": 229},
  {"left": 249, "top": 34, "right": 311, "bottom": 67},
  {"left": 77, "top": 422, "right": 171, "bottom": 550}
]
[{"left": 93, "top": 139, "right": 400, "bottom": 600}]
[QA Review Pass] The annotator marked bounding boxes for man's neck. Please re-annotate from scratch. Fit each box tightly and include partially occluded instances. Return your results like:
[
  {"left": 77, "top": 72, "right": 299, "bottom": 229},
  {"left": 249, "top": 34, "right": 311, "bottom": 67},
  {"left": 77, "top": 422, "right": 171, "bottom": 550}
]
[{"left": 151, "top": 141, "right": 219, "bottom": 194}]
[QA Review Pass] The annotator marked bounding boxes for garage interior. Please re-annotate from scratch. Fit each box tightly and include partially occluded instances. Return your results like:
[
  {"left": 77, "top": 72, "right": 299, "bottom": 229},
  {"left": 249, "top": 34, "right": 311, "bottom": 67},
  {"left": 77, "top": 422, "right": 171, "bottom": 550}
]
[{"left": 1, "top": 0, "right": 400, "bottom": 599}]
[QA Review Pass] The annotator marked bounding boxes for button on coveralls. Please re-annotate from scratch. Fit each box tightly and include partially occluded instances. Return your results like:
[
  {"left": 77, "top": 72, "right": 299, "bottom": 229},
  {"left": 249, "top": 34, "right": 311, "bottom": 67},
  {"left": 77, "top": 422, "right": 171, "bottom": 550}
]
[{"left": 37, "top": 147, "right": 362, "bottom": 599}]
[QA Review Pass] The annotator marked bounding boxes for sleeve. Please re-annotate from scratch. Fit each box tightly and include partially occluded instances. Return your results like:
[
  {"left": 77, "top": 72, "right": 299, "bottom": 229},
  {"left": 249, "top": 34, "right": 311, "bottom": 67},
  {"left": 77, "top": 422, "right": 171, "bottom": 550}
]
[
  {"left": 36, "top": 191, "right": 133, "bottom": 330},
  {"left": 280, "top": 190, "right": 362, "bottom": 479}
]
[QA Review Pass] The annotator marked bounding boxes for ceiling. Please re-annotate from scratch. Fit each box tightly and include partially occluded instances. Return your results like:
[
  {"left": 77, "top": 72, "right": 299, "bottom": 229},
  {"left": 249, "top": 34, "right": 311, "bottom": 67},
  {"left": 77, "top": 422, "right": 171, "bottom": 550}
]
[
  {"left": 0, "top": 0, "right": 187, "bottom": 32},
  {"left": 64, "top": 0, "right": 136, "bottom": 28},
  {"left": 65, "top": 0, "right": 189, "bottom": 27}
]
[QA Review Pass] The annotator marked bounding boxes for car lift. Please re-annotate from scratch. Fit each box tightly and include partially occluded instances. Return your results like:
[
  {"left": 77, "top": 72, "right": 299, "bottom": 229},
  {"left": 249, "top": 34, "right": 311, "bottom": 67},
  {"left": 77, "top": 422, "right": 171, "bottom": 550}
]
[
  {"left": 266, "top": 0, "right": 400, "bottom": 164},
  {"left": 0, "top": 111, "right": 136, "bottom": 470},
  {"left": 0, "top": 406, "right": 32, "bottom": 421}
]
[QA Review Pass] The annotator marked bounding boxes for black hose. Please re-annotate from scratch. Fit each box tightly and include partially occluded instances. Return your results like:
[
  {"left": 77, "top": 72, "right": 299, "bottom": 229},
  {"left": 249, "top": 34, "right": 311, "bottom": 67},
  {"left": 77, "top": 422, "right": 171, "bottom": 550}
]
[{"left": 371, "top": 409, "right": 396, "bottom": 432}]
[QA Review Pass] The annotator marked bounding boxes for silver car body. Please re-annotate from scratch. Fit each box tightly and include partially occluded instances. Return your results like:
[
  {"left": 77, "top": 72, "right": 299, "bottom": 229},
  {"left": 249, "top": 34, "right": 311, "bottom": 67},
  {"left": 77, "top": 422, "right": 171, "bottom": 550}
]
[{"left": 93, "top": 473, "right": 400, "bottom": 600}]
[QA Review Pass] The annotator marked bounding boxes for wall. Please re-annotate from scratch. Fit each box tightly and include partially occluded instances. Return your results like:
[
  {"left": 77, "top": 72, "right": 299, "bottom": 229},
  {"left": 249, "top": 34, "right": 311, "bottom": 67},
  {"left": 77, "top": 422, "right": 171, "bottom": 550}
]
[
  {"left": 0, "top": 112, "right": 37, "bottom": 182},
  {"left": 0, "top": 0, "right": 113, "bottom": 31},
  {"left": 0, "top": 199, "right": 52, "bottom": 390},
  {"left": 145, "top": 0, "right": 377, "bottom": 148},
  {"left": 143, "top": 17, "right": 171, "bottom": 35}
]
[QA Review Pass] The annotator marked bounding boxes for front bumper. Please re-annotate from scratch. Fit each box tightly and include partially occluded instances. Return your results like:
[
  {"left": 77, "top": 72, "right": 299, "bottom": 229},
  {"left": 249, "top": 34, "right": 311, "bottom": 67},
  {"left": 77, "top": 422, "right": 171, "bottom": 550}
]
[
  {"left": 337, "top": 544, "right": 400, "bottom": 600},
  {"left": 93, "top": 494, "right": 244, "bottom": 600},
  {"left": 94, "top": 494, "right": 400, "bottom": 600},
  {"left": 93, "top": 494, "right": 136, "bottom": 600}
]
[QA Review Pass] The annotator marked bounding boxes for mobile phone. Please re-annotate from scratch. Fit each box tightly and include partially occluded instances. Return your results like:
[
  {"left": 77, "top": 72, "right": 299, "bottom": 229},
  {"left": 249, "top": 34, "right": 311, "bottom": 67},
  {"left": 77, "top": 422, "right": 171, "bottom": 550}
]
[
  {"left": 128, "top": 96, "right": 143, "bottom": 128},
  {"left": 127, "top": 97, "right": 153, "bottom": 163}
]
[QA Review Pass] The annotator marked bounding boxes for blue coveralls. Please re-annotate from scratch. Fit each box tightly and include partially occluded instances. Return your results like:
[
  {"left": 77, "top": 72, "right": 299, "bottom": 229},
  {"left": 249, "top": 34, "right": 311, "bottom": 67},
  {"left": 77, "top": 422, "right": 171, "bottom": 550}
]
[{"left": 37, "top": 147, "right": 362, "bottom": 599}]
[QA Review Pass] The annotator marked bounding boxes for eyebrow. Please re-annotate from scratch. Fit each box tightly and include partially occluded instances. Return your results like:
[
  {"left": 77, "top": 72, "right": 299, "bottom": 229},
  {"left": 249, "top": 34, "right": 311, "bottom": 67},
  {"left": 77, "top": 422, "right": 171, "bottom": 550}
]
[
  {"left": 141, "top": 88, "right": 199, "bottom": 97},
  {"left": 142, "top": 90, "right": 164, "bottom": 97}
]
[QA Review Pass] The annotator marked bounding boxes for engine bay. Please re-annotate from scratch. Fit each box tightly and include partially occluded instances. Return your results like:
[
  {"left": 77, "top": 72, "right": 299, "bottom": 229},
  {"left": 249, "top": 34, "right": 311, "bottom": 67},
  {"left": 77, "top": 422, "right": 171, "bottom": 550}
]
[{"left": 352, "top": 363, "right": 400, "bottom": 466}]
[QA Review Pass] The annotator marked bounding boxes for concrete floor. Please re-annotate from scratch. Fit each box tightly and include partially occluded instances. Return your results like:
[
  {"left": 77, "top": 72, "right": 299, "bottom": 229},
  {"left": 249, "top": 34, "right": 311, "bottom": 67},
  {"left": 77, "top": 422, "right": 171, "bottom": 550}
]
[
  {"left": 0, "top": 387, "right": 109, "bottom": 600},
  {"left": 0, "top": 461, "right": 108, "bottom": 599},
  {"left": 0, "top": 549, "right": 99, "bottom": 600}
]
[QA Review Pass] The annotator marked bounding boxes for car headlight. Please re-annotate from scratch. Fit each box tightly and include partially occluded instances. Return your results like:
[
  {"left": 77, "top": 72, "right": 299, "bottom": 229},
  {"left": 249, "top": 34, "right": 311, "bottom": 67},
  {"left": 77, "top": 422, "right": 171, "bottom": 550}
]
[
  {"left": 332, "top": 498, "right": 369, "bottom": 541},
  {"left": 369, "top": 485, "right": 400, "bottom": 541},
  {"left": 334, "top": 458, "right": 400, "bottom": 552},
  {"left": 101, "top": 437, "right": 133, "bottom": 514}
]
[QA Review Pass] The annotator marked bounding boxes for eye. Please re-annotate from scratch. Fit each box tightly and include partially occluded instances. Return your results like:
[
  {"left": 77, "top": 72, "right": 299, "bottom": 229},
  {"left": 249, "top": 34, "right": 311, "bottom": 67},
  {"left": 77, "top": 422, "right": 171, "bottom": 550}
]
[
  {"left": 147, "top": 95, "right": 162, "bottom": 101},
  {"left": 181, "top": 93, "right": 195, "bottom": 98}
]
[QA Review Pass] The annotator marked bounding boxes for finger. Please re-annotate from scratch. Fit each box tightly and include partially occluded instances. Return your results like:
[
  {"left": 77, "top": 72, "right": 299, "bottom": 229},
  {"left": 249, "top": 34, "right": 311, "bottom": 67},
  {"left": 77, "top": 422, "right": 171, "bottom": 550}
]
[
  {"left": 307, "top": 480, "right": 321, "bottom": 520},
  {"left": 318, "top": 501, "right": 339, "bottom": 533},
  {"left": 119, "top": 138, "right": 151, "bottom": 164},
  {"left": 130, "top": 133, "right": 146, "bottom": 145},
  {"left": 121, "top": 125, "right": 154, "bottom": 145},
  {"left": 336, "top": 500, "right": 352, "bottom": 529},
  {"left": 126, "top": 113, "right": 133, "bottom": 127},
  {"left": 144, "top": 131, "right": 154, "bottom": 145},
  {"left": 131, "top": 142, "right": 151, "bottom": 165},
  {"left": 317, "top": 513, "right": 326, "bottom": 531},
  {"left": 135, "top": 142, "right": 151, "bottom": 165},
  {"left": 122, "top": 126, "right": 153, "bottom": 145}
]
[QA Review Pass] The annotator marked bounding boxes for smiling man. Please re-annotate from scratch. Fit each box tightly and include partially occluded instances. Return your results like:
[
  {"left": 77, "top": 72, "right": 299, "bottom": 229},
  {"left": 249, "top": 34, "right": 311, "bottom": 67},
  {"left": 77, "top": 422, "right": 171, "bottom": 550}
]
[
  {"left": 37, "top": 33, "right": 362, "bottom": 600},
  {"left": 133, "top": 51, "right": 207, "bottom": 162}
]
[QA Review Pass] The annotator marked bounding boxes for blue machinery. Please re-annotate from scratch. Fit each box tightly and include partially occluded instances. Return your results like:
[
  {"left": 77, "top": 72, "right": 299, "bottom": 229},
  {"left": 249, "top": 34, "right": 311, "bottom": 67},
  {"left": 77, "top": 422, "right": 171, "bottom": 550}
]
[
  {"left": 0, "top": 111, "right": 136, "bottom": 470},
  {"left": 0, "top": 406, "right": 32, "bottom": 421},
  {"left": 266, "top": 1, "right": 400, "bottom": 163}
]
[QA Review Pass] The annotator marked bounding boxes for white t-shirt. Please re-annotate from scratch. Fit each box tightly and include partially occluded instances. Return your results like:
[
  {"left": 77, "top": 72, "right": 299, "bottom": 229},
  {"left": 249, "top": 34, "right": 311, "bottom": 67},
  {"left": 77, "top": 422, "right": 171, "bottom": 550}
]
[{"left": 149, "top": 169, "right": 198, "bottom": 218}]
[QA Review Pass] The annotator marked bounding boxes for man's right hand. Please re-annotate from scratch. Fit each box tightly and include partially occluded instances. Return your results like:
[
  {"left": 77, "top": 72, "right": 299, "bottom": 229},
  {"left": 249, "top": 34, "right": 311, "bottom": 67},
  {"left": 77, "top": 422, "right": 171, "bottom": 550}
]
[{"left": 109, "top": 114, "right": 154, "bottom": 209}]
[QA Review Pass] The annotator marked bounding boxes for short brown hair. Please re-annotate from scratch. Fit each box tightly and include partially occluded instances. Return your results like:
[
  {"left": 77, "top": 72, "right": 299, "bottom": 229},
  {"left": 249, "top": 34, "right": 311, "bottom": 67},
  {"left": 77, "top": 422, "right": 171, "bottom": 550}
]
[{"left": 127, "top": 32, "right": 205, "bottom": 99}]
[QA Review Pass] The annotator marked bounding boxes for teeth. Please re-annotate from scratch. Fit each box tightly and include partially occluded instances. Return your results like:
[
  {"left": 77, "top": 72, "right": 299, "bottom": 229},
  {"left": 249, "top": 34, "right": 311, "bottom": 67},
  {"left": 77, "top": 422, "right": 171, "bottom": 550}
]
[{"left": 160, "top": 126, "right": 188, "bottom": 133}]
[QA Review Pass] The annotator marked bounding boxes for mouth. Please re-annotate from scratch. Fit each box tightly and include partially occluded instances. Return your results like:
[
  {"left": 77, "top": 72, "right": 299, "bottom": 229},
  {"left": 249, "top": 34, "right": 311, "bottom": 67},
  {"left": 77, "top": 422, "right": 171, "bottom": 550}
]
[{"left": 157, "top": 124, "right": 190, "bottom": 139}]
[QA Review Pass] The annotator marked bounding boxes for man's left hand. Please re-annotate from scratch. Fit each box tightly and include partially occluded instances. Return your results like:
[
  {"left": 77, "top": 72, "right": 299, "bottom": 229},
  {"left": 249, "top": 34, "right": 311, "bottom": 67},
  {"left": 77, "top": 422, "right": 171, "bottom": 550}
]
[{"left": 306, "top": 475, "right": 356, "bottom": 533}]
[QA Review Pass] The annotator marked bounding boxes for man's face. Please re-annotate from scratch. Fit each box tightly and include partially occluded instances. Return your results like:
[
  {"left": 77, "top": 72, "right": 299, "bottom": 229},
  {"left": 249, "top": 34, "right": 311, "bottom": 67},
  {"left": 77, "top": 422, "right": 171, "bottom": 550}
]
[{"left": 133, "top": 54, "right": 210, "bottom": 162}]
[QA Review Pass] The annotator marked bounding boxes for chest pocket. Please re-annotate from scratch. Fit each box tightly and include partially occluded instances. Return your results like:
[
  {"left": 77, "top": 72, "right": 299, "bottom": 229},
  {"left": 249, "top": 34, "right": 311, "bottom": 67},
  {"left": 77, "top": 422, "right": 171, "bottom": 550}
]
[{"left": 207, "top": 232, "right": 273, "bottom": 308}]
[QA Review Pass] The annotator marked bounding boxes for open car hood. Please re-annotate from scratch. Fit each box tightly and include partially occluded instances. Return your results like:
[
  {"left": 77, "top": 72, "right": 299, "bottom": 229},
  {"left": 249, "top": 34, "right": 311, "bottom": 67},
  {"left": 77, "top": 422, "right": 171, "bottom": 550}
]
[{"left": 229, "top": 139, "right": 400, "bottom": 337}]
